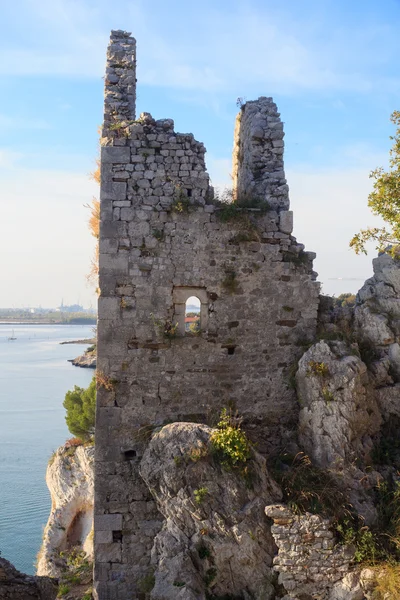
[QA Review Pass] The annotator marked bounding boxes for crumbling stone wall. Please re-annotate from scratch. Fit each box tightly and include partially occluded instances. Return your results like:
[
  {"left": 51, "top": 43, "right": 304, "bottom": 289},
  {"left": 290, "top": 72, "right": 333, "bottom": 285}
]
[
  {"left": 232, "top": 97, "right": 289, "bottom": 211},
  {"left": 95, "top": 30, "right": 320, "bottom": 599},
  {"left": 265, "top": 505, "right": 355, "bottom": 600}
]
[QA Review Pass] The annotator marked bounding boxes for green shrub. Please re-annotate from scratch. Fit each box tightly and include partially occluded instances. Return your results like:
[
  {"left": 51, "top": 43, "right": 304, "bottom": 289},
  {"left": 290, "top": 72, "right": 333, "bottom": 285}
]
[
  {"left": 194, "top": 487, "right": 209, "bottom": 505},
  {"left": 57, "top": 584, "right": 70, "bottom": 598},
  {"left": 307, "top": 361, "right": 330, "bottom": 378},
  {"left": 336, "top": 517, "right": 383, "bottom": 564},
  {"left": 63, "top": 377, "right": 96, "bottom": 441},
  {"left": 150, "top": 313, "right": 179, "bottom": 339},
  {"left": 210, "top": 409, "right": 251, "bottom": 467}
]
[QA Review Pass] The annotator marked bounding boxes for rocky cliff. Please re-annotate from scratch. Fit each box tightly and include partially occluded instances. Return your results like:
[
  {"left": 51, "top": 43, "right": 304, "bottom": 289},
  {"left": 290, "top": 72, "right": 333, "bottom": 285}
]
[
  {"left": 0, "top": 557, "right": 57, "bottom": 600},
  {"left": 37, "top": 441, "right": 94, "bottom": 578}
]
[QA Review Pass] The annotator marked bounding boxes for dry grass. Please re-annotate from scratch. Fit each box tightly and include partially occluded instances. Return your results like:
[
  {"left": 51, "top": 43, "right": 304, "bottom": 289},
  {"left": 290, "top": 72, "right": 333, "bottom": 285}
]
[
  {"left": 372, "top": 564, "right": 400, "bottom": 599},
  {"left": 95, "top": 371, "right": 118, "bottom": 392}
]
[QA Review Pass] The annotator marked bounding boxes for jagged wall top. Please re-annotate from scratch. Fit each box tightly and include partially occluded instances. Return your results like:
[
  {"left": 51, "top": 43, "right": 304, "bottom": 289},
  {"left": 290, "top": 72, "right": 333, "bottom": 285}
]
[
  {"left": 103, "top": 30, "right": 136, "bottom": 135},
  {"left": 232, "top": 97, "right": 289, "bottom": 211}
]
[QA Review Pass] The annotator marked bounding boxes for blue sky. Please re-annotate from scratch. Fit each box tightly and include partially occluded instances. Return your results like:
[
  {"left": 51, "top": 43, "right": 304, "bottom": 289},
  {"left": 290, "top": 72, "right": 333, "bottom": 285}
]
[{"left": 1, "top": 0, "right": 399, "bottom": 307}]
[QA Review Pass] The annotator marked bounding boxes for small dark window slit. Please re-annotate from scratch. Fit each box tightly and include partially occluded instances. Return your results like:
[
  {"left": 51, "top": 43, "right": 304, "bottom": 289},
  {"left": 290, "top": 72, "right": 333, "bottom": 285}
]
[
  {"left": 186, "top": 189, "right": 192, "bottom": 197},
  {"left": 227, "top": 347, "right": 235, "bottom": 355},
  {"left": 113, "top": 530, "right": 123, "bottom": 542},
  {"left": 124, "top": 450, "right": 137, "bottom": 460}
]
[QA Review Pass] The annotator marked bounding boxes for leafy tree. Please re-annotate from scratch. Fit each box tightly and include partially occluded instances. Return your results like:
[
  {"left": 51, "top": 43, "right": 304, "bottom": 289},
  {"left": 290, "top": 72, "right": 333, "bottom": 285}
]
[
  {"left": 63, "top": 376, "right": 96, "bottom": 441},
  {"left": 350, "top": 111, "right": 400, "bottom": 255},
  {"left": 333, "top": 293, "right": 356, "bottom": 308}
]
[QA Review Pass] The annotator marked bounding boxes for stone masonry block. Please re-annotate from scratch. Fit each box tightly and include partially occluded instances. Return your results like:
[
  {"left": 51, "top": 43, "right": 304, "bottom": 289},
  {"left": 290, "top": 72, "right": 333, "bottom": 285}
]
[
  {"left": 102, "top": 146, "right": 131, "bottom": 164},
  {"left": 279, "top": 210, "right": 293, "bottom": 234},
  {"left": 97, "top": 407, "right": 122, "bottom": 427},
  {"left": 94, "top": 562, "right": 111, "bottom": 583},
  {"left": 98, "top": 296, "right": 121, "bottom": 319},
  {"left": 95, "top": 530, "right": 113, "bottom": 544},
  {"left": 101, "top": 182, "right": 127, "bottom": 201},
  {"left": 95, "top": 513, "right": 123, "bottom": 531},
  {"left": 96, "top": 543, "right": 122, "bottom": 563}
]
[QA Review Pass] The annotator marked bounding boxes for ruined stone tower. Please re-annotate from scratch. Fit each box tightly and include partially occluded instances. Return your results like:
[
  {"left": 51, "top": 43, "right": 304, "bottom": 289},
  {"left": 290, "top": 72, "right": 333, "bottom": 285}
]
[{"left": 95, "top": 30, "right": 319, "bottom": 599}]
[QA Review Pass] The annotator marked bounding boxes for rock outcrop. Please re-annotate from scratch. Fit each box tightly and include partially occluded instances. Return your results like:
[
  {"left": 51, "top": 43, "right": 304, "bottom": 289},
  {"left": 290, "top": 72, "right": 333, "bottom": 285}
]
[
  {"left": 68, "top": 347, "right": 96, "bottom": 369},
  {"left": 37, "top": 442, "right": 94, "bottom": 578},
  {"left": 296, "top": 340, "right": 381, "bottom": 469},
  {"left": 0, "top": 557, "right": 57, "bottom": 600},
  {"left": 354, "top": 253, "right": 400, "bottom": 381},
  {"left": 140, "top": 422, "right": 281, "bottom": 600}
]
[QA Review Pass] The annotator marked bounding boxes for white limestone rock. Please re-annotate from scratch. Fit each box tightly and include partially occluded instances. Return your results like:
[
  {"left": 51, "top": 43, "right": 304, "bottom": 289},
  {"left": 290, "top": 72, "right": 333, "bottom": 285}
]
[
  {"left": 139, "top": 422, "right": 281, "bottom": 600},
  {"left": 356, "top": 252, "right": 400, "bottom": 347},
  {"left": 296, "top": 340, "right": 381, "bottom": 468},
  {"left": 36, "top": 442, "right": 94, "bottom": 577}
]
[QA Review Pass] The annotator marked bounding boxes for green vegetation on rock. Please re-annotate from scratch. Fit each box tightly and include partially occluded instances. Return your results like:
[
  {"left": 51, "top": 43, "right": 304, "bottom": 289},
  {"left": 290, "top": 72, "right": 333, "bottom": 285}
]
[{"left": 63, "top": 376, "right": 96, "bottom": 441}]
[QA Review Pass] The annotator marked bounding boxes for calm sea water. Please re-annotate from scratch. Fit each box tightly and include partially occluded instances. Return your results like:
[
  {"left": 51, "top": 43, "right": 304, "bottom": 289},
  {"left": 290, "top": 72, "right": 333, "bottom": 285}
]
[{"left": 0, "top": 324, "right": 94, "bottom": 574}]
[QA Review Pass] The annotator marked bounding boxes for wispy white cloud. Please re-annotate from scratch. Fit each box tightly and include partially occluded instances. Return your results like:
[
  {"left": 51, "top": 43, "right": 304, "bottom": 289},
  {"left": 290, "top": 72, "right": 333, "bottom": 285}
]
[{"left": 0, "top": 0, "right": 398, "bottom": 96}]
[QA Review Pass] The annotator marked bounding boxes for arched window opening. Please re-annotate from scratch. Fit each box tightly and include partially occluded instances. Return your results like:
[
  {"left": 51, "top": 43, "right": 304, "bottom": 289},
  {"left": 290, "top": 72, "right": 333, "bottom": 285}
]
[{"left": 185, "top": 296, "right": 201, "bottom": 333}]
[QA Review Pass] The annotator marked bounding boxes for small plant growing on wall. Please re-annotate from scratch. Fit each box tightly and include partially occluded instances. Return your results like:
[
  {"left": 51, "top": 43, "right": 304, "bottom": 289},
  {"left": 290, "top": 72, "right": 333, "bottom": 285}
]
[
  {"left": 210, "top": 409, "right": 251, "bottom": 467},
  {"left": 150, "top": 313, "right": 179, "bottom": 339},
  {"left": 307, "top": 361, "right": 330, "bottom": 378},
  {"left": 171, "top": 184, "right": 191, "bottom": 213},
  {"left": 96, "top": 371, "right": 118, "bottom": 392},
  {"left": 152, "top": 228, "right": 165, "bottom": 241},
  {"left": 108, "top": 120, "right": 130, "bottom": 138},
  {"left": 188, "top": 319, "right": 201, "bottom": 335},
  {"left": 193, "top": 487, "right": 209, "bottom": 505}
]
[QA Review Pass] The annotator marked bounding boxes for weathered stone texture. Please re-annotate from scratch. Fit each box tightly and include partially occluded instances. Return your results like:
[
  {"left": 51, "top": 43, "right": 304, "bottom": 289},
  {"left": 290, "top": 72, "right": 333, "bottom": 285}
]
[
  {"left": 37, "top": 443, "right": 94, "bottom": 578},
  {"left": 355, "top": 252, "right": 400, "bottom": 379},
  {"left": 103, "top": 30, "right": 136, "bottom": 135},
  {"left": 296, "top": 340, "right": 381, "bottom": 469},
  {"left": 265, "top": 504, "right": 356, "bottom": 600},
  {"left": 0, "top": 557, "right": 57, "bottom": 600},
  {"left": 95, "top": 31, "right": 319, "bottom": 599},
  {"left": 140, "top": 423, "right": 280, "bottom": 600},
  {"left": 232, "top": 97, "right": 289, "bottom": 211}
]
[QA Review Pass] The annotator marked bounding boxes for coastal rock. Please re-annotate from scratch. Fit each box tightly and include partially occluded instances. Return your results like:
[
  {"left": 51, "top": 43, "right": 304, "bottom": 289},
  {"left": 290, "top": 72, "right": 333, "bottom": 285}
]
[
  {"left": 69, "top": 349, "right": 96, "bottom": 369},
  {"left": 139, "top": 422, "right": 281, "bottom": 600},
  {"left": 296, "top": 340, "right": 381, "bottom": 468},
  {"left": 36, "top": 441, "right": 94, "bottom": 578},
  {"left": 0, "top": 556, "right": 57, "bottom": 600}
]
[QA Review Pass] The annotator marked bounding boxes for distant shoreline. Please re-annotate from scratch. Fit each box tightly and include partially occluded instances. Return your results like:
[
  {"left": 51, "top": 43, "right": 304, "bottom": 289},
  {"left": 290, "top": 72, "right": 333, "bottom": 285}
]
[
  {"left": 0, "top": 320, "right": 96, "bottom": 325},
  {"left": 60, "top": 338, "right": 95, "bottom": 345}
]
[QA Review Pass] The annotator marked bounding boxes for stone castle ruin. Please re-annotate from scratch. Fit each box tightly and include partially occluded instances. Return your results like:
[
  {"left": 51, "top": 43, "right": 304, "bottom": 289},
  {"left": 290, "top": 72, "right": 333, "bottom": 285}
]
[
  {"left": 94, "top": 30, "right": 400, "bottom": 600},
  {"left": 95, "top": 29, "right": 319, "bottom": 599}
]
